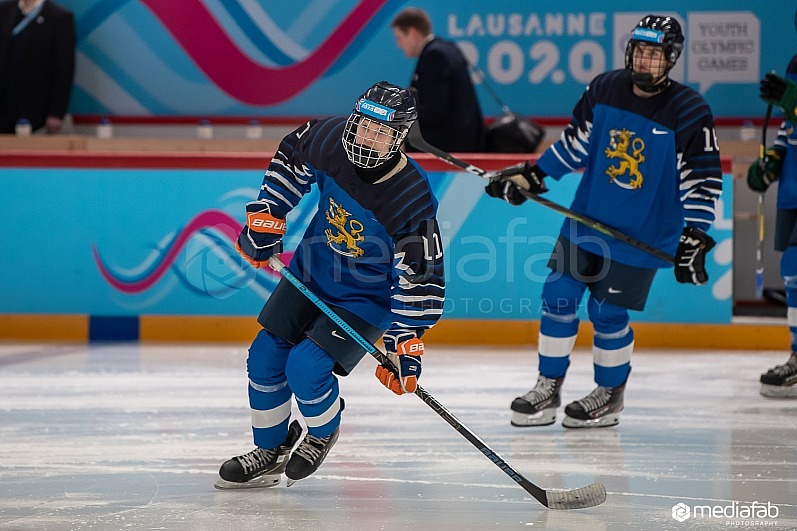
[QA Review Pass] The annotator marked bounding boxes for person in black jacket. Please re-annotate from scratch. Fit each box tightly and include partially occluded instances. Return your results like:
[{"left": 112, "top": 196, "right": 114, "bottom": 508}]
[
  {"left": 391, "top": 7, "right": 484, "bottom": 152},
  {"left": 0, "top": 0, "right": 76, "bottom": 134}
]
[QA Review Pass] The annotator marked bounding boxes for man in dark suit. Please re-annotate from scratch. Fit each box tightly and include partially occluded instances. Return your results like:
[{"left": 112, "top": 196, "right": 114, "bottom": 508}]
[
  {"left": 0, "top": 0, "right": 76, "bottom": 134},
  {"left": 391, "top": 7, "right": 484, "bottom": 153}
]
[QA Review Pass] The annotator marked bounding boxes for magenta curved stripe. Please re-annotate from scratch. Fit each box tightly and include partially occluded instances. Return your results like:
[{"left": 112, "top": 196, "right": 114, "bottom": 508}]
[
  {"left": 92, "top": 210, "right": 241, "bottom": 294},
  {"left": 140, "top": 0, "right": 391, "bottom": 105}
]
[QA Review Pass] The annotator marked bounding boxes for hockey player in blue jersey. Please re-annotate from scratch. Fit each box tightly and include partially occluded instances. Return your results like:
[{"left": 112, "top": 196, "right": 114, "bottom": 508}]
[
  {"left": 215, "top": 81, "right": 445, "bottom": 488},
  {"left": 486, "top": 15, "right": 722, "bottom": 428},
  {"left": 748, "top": 63, "right": 797, "bottom": 398}
]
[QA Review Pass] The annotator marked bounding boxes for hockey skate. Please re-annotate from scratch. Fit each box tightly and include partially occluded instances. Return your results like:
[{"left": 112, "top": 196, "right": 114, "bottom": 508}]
[
  {"left": 510, "top": 375, "right": 564, "bottom": 427},
  {"left": 285, "top": 427, "right": 339, "bottom": 486},
  {"left": 214, "top": 419, "right": 303, "bottom": 489},
  {"left": 760, "top": 352, "right": 797, "bottom": 398},
  {"left": 562, "top": 381, "right": 626, "bottom": 428}
]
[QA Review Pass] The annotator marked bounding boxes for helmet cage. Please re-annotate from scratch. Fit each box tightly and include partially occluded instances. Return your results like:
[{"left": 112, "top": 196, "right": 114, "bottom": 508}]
[
  {"left": 342, "top": 81, "right": 417, "bottom": 169},
  {"left": 625, "top": 16, "right": 684, "bottom": 92},
  {"left": 342, "top": 112, "right": 404, "bottom": 169}
]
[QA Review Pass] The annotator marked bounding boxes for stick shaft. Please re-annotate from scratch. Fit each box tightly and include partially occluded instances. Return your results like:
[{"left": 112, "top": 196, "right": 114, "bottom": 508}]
[
  {"left": 267, "top": 255, "right": 553, "bottom": 505},
  {"left": 756, "top": 104, "right": 773, "bottom": 299},
  {"left": 407, "top": 125, "right": 674, "bottom": 264}
]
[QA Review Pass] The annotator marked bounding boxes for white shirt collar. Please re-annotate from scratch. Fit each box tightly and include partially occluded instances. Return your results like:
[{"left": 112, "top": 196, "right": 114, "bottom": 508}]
[{"left": 18, "top": 0, "right": 45, "bottom": 15}]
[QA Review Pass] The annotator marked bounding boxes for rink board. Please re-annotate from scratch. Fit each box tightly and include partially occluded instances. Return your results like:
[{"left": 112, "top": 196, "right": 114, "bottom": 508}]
[{"left": 0, "top": 153, "right": 744, "bottom": 344}]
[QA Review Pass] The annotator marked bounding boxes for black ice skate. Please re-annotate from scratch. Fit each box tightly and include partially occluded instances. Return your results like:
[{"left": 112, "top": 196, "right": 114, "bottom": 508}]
[
  {"left": 510, "top": 375, "right": 564, "bottom": 427},
  {"left": 760, "top": 352, "right": 797, "bottom": 399},
  {"left": 284, "top": 427, "right": 339, "bottom": 487},
  {"left": 214, "top": 419, "right": 303, "bottom": 489},
  {"left": 562, "top": 381, "right": 626, "bottom": 428}
]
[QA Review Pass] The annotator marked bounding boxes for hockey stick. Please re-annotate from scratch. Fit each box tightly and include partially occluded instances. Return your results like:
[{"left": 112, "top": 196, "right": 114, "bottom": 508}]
[
  {"left": 267, "top": 255, "right": 607, "bottom": 510},
  {"left": 407, "top": 124, "right": 674, "bottom": 264},
  {"left": 756, "top": 104, "right": 773, "bottom": 299}
]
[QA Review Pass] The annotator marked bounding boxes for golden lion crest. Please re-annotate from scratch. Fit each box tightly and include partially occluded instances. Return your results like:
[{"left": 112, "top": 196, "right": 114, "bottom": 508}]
[
  {"left": 605, "top": 128, "right": 645, "bottom": 190},
  {"left": 324, "top": 197, "right": 364, "bottom": 258}
]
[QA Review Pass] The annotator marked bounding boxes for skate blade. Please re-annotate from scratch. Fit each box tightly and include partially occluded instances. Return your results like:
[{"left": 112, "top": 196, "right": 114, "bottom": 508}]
[
  {"left": 760, "top": 384, "right": 797, "bottom": 399},
  {"left": 510, "top": 408, "right": 557, "bottom": 427},
  {"left": 562, "top": 414, "right": 620, "bottom": 429},
  {"left": 286, "top": 477, "right": 297, "bottom": 487},
  {"left": 214, "top": 474, "right": 281, "bottom": 490}
]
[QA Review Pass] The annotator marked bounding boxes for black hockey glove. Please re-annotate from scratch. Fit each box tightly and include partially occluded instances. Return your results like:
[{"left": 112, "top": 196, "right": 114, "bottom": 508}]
[
  {"left": 235, "top": 201, "right": 287, "bottom": 268},
  {"left": 485, "top": 179, "right": 527, "bottom": 205},
  {"left": 485, "top": 162, "right": 548, "bottom": 206},
  {"left": 760, "top": 72, "right": 797, "bottom": 123},
  {"left": 674, "top": 227, "right": 716, "bottom": 285},
  {"left": 747, "top": 145, "right": 785, "bottom": 192},
  {"left": 500, "top": 161, "right": 548, "bottom": 194}
]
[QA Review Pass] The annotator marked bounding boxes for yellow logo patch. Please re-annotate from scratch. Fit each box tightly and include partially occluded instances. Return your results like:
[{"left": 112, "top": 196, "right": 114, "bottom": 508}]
[
  {"left": 605, "top": 128, "right": 646, "bottom": 190},
  {"left": 324, "top": 197, "right": 365, "bottom": 258}
]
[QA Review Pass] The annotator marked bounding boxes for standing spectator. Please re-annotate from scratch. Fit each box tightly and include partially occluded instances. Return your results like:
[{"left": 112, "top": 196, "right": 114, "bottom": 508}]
[
  {"left": 486, "top": 15, "right": 722, "bottom": 428},
  {"left": 748, "top": 66, "right": 797, "bottom": 399},
  {"left": 0, "top": 0, "right": 76, "bottom": 134},
  {"left": 391, "top": 7, "right": 484, "bottom": 152}
]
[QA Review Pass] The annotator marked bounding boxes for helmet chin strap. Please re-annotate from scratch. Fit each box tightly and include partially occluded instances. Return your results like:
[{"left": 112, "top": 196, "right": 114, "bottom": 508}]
[{"left": 631, "top": 64, "right": 673, "bottom": 94}]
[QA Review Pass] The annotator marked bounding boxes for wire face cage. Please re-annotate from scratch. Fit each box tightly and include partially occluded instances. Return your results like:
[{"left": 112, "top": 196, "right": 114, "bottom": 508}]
[{"left": 342, "top": 113, "right": 404, "bottom": 169}]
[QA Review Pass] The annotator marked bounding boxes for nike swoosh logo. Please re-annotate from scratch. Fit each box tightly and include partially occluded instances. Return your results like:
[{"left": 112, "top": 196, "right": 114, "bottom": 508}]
[
  {"left": 652, "top": 128, "right": 668, "bottom": 135},
  {"left": 607, "top": 288, "right": 622, "bottom": 294},
  {"left": 331, "top": 330, "right": 346, "bottom": 340}
]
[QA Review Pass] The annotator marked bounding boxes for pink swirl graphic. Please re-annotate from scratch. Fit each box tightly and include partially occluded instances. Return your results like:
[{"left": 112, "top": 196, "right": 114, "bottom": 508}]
[
  {"left": 141, "top": 0, "right": 391, "bottom": 105},
  {"left": 93, "top": 210, "right": 240, "bottom": 294}
]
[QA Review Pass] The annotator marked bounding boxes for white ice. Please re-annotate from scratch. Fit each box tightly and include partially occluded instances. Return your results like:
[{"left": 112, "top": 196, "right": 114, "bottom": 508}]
[{"left": 0, "top": 343, "right": 795, "bottom": 530}]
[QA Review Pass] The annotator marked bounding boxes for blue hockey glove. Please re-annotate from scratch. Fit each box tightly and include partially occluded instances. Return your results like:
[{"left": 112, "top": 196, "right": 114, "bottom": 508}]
[
  {"left": 747, "top": 145, "right": 785, "bottom": 192},
  {"left": 235, "top": 201, "right": 287, "bottom": 268},
  {"left": 760, "top": 72, "right": 797, "bottom": 123},
  {"left": 376, "top": 330, "right": 423, "bottom": 395},
  {"left": 674, "top": 227, "right": 716, "bottom": 285}
]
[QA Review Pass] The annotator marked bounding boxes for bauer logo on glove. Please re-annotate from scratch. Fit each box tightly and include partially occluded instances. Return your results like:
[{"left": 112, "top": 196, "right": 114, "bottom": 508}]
[{"left": 375, "top": 337, "right": 424, "bottom": 395}]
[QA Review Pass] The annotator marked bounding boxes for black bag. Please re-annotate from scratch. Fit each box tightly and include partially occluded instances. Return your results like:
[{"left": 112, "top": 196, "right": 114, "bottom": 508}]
[{"left": 485, "top": 113, "right": 545, "bottom": 153}]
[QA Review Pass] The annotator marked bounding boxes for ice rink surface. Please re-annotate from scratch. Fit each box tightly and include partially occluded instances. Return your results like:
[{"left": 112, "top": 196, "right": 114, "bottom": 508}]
[{"left": 0, "top": 342, "right": 795, "bottom": 531}]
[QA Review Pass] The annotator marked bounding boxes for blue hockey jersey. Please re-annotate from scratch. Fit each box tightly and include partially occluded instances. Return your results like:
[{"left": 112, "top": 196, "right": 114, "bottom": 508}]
[
  {"left": 773, "top": 55, "right": 797, "bottom": 209},
  {"left": 537, "top": 69, "right": 722, "bottom": 268},
  {"left": 256, "top": 117, "right": 445, "bottom": 336}
]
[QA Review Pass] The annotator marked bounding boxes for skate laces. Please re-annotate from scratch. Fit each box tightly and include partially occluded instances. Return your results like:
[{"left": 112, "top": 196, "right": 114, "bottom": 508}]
[
  {"left": 294, "top": 434, "right": 329, "bottom": 463},
  {"left": 577, "top": 386, "right": 611, "bottom": 412},
  {"left": 237, "top": 447, "right": 276, "bottom": 473},
  {"left": 520, "top": 376, "right": 558, "bottom": 403}
]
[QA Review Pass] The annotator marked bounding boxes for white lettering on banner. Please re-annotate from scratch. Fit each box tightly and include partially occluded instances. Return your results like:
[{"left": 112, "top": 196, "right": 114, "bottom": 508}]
[
  {"left": 448, "top": 12, "right": 606, "bottom": 38},
  {"left": 448, "top": 10, "right": 762, "bottom": 96},
  {"left": 688, "top": 12, "right": 760, "bottom": 93}
]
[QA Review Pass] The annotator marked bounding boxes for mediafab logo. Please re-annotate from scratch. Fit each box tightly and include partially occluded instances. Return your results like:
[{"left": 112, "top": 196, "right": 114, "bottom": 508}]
[{"left": 672, "top": 501, "right": 779, "bottom": 524}]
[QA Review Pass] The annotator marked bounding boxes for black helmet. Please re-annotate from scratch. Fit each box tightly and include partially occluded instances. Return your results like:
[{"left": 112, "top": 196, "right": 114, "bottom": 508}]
[
  {"left": 625, "top": 15, "right": 684, "bottom": 92},
  {"left": 342, "top": 81, "right": 417, "bottom": 169}
]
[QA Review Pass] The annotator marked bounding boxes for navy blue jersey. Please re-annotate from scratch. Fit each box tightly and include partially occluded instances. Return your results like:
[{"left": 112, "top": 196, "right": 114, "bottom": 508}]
[
  {"left": 774, "top": 55, "right": 797, "bottom": 209},
  {"left": 256, "top": 117, "right": 445, "bottom": 337},
  {"left": 537, "top": 69, "right": 722, "bottom": 268}
]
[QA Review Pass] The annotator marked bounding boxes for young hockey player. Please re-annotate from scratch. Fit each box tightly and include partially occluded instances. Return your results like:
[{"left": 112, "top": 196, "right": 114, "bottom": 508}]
[
  {"left": 215, "top": 81, "right": 445, "bottom": 488},
  {"left": 486, "top": 15, "right": 722, "bottom": 427},
  {"left": 748, "top": 62, "right": 797, "bottom": 398}
]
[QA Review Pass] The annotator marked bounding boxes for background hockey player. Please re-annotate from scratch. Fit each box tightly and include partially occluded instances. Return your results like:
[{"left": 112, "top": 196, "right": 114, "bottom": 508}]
[
  {"left": 486, "top": 15, "right": 722, "bottom": 428},
  {"left": 215, "top": 81, "right": 445, "bottom": 488},
  {"left": 748, "top": 58, "right": 797, "bottom": 398}
]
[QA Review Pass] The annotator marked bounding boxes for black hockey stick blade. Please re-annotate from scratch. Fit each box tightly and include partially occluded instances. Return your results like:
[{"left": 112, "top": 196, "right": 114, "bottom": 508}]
[
  {"left": 268, "top": 255, "right": 606, "bottom": 510},
  {"left": 407, "top": 123, "right": 675, "bottom": 264}
]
